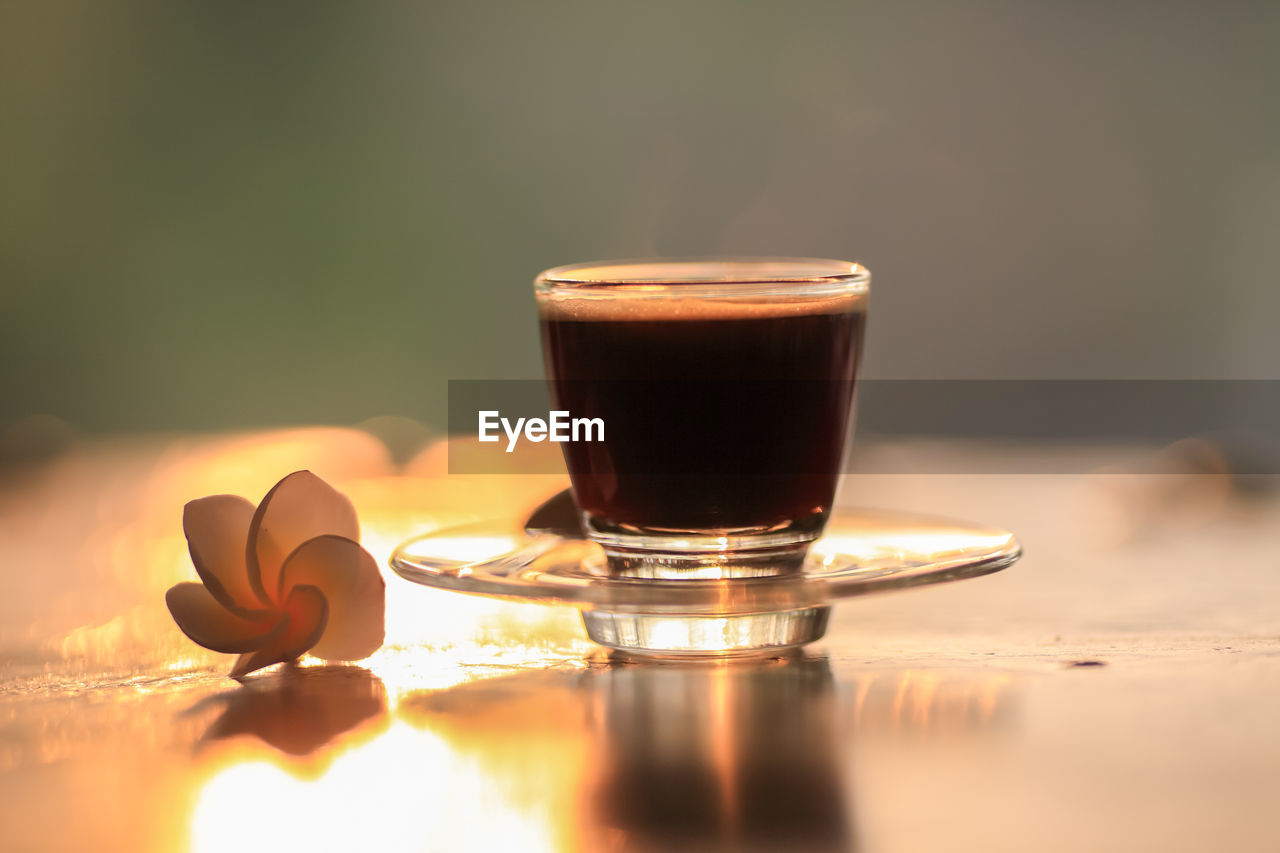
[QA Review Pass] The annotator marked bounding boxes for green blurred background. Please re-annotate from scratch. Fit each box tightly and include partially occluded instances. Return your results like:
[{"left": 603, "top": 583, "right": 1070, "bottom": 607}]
[{"left": 3, "top": 1, "right": 1278, "bottom": 437}]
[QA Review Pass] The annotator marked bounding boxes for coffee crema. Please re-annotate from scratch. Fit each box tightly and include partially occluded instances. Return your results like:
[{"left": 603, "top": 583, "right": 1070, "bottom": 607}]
[{"left": 537, "top": 289, "right": 865, "bottom": 323}]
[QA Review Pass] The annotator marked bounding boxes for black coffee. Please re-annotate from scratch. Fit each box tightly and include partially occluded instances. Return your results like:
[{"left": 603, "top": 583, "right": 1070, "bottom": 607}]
[{"left": 540, "top": 294, "right": 865, "bottom": 534}]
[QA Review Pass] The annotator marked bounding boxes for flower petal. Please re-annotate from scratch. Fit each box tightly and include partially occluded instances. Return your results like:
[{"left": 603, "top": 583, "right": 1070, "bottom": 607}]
[
  {"left": 166, "top": 582, "right": 283, "bottom": 653},
  {"left": 278, "top": 535, "right": 385, "bottom": 661},
  {"left": 246, "top": 471, "right": 359, "bottom": 606},
  {"left": 229, "top": 584, "right": 329, "bottom": 680},
  {"left": 184, "top": 495, "right": 270, "bottom": 613}
]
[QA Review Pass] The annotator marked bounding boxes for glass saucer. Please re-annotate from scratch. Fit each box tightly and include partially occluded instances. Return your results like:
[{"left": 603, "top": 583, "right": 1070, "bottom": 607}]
[{"left": 390, "top": 505, "right": 1020, "bottom": 657}]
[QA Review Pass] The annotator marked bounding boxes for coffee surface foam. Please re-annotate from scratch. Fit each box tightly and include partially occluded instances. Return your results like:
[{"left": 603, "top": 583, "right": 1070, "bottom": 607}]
[{"left": 538, "top": 290, "right": 866, "bottom": 322}]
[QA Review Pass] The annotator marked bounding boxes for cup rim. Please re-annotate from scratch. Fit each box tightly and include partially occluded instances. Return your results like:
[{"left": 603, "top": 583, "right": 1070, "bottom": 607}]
[{"left": 535, "top": 256, "right": 869, "bottom": 293}]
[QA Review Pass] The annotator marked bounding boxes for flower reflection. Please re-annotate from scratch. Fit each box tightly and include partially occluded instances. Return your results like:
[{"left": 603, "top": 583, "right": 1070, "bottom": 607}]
[{"left": 190, "top": 665, "right": 387, "bottom": 758}]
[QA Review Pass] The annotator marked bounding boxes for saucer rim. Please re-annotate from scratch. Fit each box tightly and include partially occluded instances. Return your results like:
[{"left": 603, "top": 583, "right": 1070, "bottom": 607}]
[{"left": 388, "top": 507, "right": 1021, "bottom": 613}]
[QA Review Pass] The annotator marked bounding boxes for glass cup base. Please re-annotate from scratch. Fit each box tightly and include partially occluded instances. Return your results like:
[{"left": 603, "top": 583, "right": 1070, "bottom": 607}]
[
  {"left": 593, "top": 535, "right": 814, "bottom": 581},
  {"left": 588, "top": 525, "right": 818, "bottom": 579},
  {"left": 581, "top": 606, "right": 831, "bottom": 657}
]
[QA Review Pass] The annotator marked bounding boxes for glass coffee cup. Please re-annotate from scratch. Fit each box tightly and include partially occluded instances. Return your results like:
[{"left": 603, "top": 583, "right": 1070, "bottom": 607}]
[{"left": 535, "top": 258, "right": 869, "bottom": 578}]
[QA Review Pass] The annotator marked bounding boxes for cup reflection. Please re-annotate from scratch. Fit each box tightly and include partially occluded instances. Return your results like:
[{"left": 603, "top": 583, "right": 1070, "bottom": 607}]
[
  {"left": 585, "top": 656, "right": 854, "bottom": 852},
  {"left": 407, "top": 654, "right": 855, "bottom": 852}
]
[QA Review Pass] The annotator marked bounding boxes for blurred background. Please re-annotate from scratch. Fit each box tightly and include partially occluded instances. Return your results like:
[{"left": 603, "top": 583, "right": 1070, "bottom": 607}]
[{"left": 3, "top": 0, "right": 1278, "bottom": 442}]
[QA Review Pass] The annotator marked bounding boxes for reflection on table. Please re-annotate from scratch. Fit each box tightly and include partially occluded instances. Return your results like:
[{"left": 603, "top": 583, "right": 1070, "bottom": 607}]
[{"left": 1, "top": 426, "right": 1276, "bottom": 852}]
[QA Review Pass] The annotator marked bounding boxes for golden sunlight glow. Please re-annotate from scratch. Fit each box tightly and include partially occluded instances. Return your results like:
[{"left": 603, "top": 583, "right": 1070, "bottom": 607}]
[
  {"left": 335, "top": 469, "right": 578, "bottom": 656},
  {"left": 813, "top": 529, "right": 1012, "bottom": 562},
  {"left": 191, "top": 724, "right": 558, "bottom": 853},
  {"left": 18, "top": 425, "right": 1040, "bottom": 853}
]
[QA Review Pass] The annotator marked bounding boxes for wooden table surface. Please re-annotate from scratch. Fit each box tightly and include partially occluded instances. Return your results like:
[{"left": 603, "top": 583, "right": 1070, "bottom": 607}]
[{"left": 2, "top": 428, "right": 1277, "bottom": 852}]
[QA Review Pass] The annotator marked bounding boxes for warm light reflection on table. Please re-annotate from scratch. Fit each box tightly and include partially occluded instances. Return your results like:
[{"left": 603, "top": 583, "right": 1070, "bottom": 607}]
[
  {"left": 191, "top": 723, "right": 561, "bottom": 853},
  {"left": 2, "top": 427, "right": 1279, "bottom": 852},
  {"left": 183, "top": 656, "right": 1012, "bottom": 853}
]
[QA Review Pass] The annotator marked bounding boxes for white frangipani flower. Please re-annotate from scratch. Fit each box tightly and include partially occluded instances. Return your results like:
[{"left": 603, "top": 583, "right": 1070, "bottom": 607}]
[{"left": 166, "top": 471, "right": 385, "bottom": 679}]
